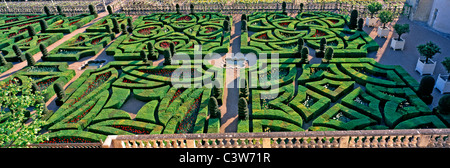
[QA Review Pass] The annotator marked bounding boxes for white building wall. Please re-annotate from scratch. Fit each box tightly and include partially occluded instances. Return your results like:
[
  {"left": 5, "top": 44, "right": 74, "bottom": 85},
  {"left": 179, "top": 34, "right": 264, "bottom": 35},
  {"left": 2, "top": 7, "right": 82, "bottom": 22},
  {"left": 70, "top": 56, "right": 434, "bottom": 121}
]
[{"left": 427, "top": 0, "right": 450, "bottom": 34}]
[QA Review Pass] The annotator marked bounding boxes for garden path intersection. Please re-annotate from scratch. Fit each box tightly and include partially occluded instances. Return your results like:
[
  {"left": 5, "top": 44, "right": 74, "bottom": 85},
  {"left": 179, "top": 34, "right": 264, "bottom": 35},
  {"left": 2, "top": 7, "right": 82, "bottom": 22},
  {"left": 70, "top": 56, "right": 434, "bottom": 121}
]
[{"left": 1, "top": 3, "right": 449, "bottom": 145}]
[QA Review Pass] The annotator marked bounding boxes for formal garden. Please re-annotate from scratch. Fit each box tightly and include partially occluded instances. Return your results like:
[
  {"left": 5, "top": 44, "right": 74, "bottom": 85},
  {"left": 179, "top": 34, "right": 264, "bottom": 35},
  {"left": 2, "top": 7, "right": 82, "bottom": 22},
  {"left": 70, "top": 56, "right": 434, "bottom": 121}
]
[{"left": 0, "top": 0, "right": 449, "bottom": 147}]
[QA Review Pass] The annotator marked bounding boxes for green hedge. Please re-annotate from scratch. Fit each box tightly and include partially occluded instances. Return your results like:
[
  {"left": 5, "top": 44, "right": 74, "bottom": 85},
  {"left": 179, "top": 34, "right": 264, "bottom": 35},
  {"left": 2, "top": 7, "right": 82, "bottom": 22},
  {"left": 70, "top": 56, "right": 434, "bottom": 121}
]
[
  {"left": 103, "top": 87, "right": 130, "bottom": 109},
  {"left": 289, "top": 85, "right": 331, "bottom": 122},
  {"left": 312, "top": 103, "right": 377, "bottom": 130},
  {"left": 135, "top": 100, "right": 159, "bottom": 124}
]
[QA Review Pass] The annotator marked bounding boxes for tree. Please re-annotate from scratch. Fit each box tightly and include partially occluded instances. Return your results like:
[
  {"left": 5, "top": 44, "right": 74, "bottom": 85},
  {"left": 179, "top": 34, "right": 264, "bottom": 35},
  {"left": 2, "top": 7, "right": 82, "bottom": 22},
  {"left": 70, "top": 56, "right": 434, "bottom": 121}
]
[
  {"left": 417, "top": 41, "right": 441, "bottom": 63},
  {"left": 208, "top": 97, "right": 221, "bottom": 118},
  {"left": 241, "top": 14, "right": 247, "bottom": 21},
  {"left": 212, "top": 80, "right": 222, "bottom": 100},
  {"left": 357, "top": 18, "right": 364, "bottom": 31},
  {"left": 349, "top": 10, "right": 358, "bottom": 29},
  {"left": 223, "top": 20, "right": 229, "bottom": 32},
  {"left": 111, "top": 18, "right": 120, "bottom": 34},
  {"left": 27, "top": 25, "right": 36, "bottom": 37},
  {"left": 176, "top": 4, "right": 181, "bottom": 14},
  {"left": 393, "top": 23, "right": 409, "bottom": 41},
  {"left": 43, "top": 6, "right": 51, "bottom": 16},
  {"left": 190, "top": 4, "right": 194, "bottom": 14},
  {"left": 0, "top": 54, "right": 7, "bottom": 66},
  {"left": 323, "top": 47, "right": 334, "bottom": 63},
  {"left": 241, "top": 20, "right": 247, "bottom": 32},
  {"left": 316, "top": 38, "right": 327, "bottom": 58},
  {"left": 120, "top": 23, "right": 127, "bottom": 34},
  {"left": 163, "top": 49, "right": 172, "bottom": 65},
  {"left": 54, "top": 82, "right": 66, "bottom": 106},
  {"left": 107, "top": 5, "right": 113, "bottom": 15},
  {"left": 367, "top": 2, "right": 383, "bottom": 18},
  {"left": 56, "top": 6, "right": 64, "bottom": 16},
  {"left": 0, "top": 78, "right": 48, "bottom": 148},
  {"left": 105, "top": 25, "right": 112, "bottom": 34},
  {"left": 299, "top": 3, "right": 304, "bottom": 14},
  {"left": 127, "top": 18, "right": 133, "bottom": 33},
  {"left": 140, "top": 50, "right": 148, "bottom": 63},
  {"left": 39, "top": 43, "right": 48, "bottom": 58},
  {"left": 12, "top": 44, "right": 25, "bottom": 62},
  {"left": 89, "top": 4, "right": 98, "bottom": 17},
  {"left": 417, "top": 75, "right": 435, "bottom": 104},
  {"left": 441, "top": 57, "right": 450, "bottom": 80},
  {"left": 25, "top": 53, "right": 36, "bottom": 67},
  {"left": 238, "top": 97, "right": 249, "bottom": 120},
  {"left": 378, "top": 10, "right": 394, "bottom": 29},
  {"left": 39, "top": 19, "right": 48, "bottom": 33},
  {"left": 169, "top": 42, "right": 176, "bottom": 56},
  {"left": 147, "top": 42, "right": 158, "bottom": 60},
  {"left": 436, "top": 95, "right": 450, "bottom": 114},
  {"left": 239, "top": 78, "right": 249, "bottom": 99},
  {"left": 301, "top": 46, "right": 309, "bottom": 63}
]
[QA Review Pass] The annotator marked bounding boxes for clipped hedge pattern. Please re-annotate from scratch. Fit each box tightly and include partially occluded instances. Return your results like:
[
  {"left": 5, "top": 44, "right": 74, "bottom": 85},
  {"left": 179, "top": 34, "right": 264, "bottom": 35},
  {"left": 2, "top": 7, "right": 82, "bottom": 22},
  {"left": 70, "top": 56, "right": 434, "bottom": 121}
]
[
  {"left": 242, "top": 11, "right": 379, "bottom": 58},
  {"left": 41, "top": 61, "right": 221, "bottom": 143},
  {"left": 249, "top": 58, "right": 447, "bottom": 132},
  {"left": 106, "top": 12, "right": 232, "bottom": 60}
]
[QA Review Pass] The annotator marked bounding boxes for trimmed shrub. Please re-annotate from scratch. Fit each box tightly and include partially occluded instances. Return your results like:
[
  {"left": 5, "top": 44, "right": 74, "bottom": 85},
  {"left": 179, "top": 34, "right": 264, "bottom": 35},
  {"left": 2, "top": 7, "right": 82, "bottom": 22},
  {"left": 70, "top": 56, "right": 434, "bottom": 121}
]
[
  {"left": 107, "top": 5, "right": 113, "bottom": 15},
  {"left": 437, "top": 95, "right": 450, "bottom": 114},
  {"left": 53, "top": 82, "right": 66, "bottom": 106},
  {"left": 238, "top": 97, "right": 249, "bottom": 120},
  {"left": 89, "top": 4, "right": 98, "bottom": 17},
  {"left": 417, "top": 75, "right": 435, "bottom": 104},
  {"left": 25, "top": 52, "right": 36, "bottom": 67},
  {"left": 349, "top": 10, "right": 358, "bottom": 29},
  {"left": 208, "top": 97, "right": 221, "bottom": 118},
  {"left": 44, "top": 6, "right": 51, "bottom": 16}
]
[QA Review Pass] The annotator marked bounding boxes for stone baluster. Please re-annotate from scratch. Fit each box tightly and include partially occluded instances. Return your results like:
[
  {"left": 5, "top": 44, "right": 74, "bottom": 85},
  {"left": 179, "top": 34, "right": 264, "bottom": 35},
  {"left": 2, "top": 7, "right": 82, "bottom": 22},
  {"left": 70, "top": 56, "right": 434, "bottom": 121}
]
[
  {"left": 286, "top": 138, "right": 294, "bottom": 148},
  {"left": 348, "top": 136, "right": 356, "bottom": 148},
  {"left": 331, "top": 137, "right": 339, "bottom": 148},
  {"left": 363, "top": 136, "right": 371, "bottom": 148},
  {"left": 394, "top": 136, "right": 403, "bottom": 148},
  {"left": 402, "top": 136, "right": 412, "bottom": 148},
  {"left": 317, "top": 137, "right": 324, "bottom": 148},
  {"left": 386, "top": 136, "right": 394, "bottom": 148}
]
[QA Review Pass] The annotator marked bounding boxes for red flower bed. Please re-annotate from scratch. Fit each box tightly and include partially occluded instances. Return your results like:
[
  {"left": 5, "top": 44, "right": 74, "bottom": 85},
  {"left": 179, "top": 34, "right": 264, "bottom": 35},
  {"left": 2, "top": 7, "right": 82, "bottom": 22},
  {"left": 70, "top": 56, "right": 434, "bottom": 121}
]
[
  {"left": 312, "top": 30, "right": 326, "bottom": 37},
  {"left": 176, "top": 93, "right": 203, "bottom": 133},
  {"left": 160, "top": 41, "right": 170, "bottom": 48},
  {"left": 73, "top": 36, "right": 85, "bottom": 43},
  {"left": 176, "top": 16, "right": 192, "bottom": 21},
  {"left": 278, "top": 22, "right": 290, "bottom": 27},
  {"left": 256, "top": 33, "right": 268, "bottom": 39},
  {"left": 69, "top": 20, "right": 80, "bottom": 26},
  {"left": 5, "top": 19, "right": 18, "bottom": 23},
  {"left": 328, "top": 19, "right": 339, "bottom": 24},
  {"left": 66, "top": 103, "right": 96, "bottom": 123},
  {"left": 205, "top": 27, "right": 217, "bottom": 33},
  {"left": 169, "top": 88, "right": 186, "bottom": 106},
  {"left": 37, "top": 77, "right": 58, "bottom": 90},
  {"left": 112, "top": 125, "right": 150, "bottom": 134},
  {"left": 70, "top": 71, "right": 111, "bottom": 107},
  {"left": 137, "top": 69, "right": 174, "bottom": 77},
  {"left": 122, "top": 78, "right": 139, "bottom": 83},
  {"left": 41, "top": 137, "right": 93, "bottom": 143},
  {"left": 37, "top": 37, "right": 50, "bottom": 44},
  {"left": 91, "top": 36, "right": 104, "bottom": 45},
  {"left": 137, "top": 27, "right": 156, "bottom": 35}
]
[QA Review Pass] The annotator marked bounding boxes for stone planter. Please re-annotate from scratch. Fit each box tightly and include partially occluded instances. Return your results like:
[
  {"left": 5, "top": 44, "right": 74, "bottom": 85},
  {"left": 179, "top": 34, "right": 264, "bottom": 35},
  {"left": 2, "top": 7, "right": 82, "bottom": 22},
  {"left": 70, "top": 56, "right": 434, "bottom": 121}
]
[
  {"left": 435, "top": 74, "right": 450, "bottom": 94},
  {"left": 390, "top": 37, "right": 405, "bottom": 50},
  {"left": 415, "top": 57, "right": 436, "bottom": 75},
  {"left": 377, "top": 26, "right": 390, "bottom": 38},
  {"left": 366, "top": 17, "right": 377, "bottom": 27}
]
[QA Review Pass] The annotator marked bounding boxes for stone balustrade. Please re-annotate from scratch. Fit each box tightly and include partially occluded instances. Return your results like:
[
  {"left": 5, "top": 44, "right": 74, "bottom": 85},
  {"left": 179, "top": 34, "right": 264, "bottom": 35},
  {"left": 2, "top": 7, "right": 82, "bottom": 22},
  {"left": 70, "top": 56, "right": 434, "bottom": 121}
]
[{"left": 100, "top": 129, "right": 450, "bottom": 148}]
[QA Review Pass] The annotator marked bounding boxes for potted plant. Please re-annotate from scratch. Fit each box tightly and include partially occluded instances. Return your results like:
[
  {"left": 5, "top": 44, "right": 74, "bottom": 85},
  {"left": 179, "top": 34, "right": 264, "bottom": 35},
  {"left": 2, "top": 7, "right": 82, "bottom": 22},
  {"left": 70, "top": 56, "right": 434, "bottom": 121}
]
[
  {"left": 390, "top": 23, "right": 409, "bottom": 50},
  {"left": 366, "top": 2, "right": 383, "bottom": 27},
  {"left": 377, "top": 10, "right": 394, "bottom": 38},
  {"left": 435, "top": 57, "right": 450, "bottom": 94},
  {"left": 415, "top": 41, "right": 441, "bottom": 75}
]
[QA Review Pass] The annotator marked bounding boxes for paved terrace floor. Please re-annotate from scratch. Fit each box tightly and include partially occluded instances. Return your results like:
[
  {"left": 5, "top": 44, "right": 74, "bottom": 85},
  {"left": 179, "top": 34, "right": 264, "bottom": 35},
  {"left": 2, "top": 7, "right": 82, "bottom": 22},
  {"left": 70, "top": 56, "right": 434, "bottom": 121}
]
[{"left": 0, "top": 12, "right": 448, "bottom": 133}]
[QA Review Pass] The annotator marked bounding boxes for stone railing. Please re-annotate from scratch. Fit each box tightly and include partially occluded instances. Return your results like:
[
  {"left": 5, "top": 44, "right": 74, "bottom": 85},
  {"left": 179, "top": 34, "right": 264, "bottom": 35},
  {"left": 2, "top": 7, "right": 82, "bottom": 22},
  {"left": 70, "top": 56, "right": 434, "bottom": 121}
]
[
  {"left": 101, "top": 129, "right": 450, "bottom": 148},
  {"left": 23, "top": 142, "right": 103, "bottom": 148}
]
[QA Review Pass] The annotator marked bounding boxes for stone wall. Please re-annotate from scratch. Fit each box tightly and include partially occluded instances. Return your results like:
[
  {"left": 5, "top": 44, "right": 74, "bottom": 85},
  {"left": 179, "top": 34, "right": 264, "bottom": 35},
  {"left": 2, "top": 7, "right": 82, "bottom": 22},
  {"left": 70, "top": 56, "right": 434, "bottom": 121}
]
[{"left": 427, "top": 0, "right": 450, "bottom": 34}]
